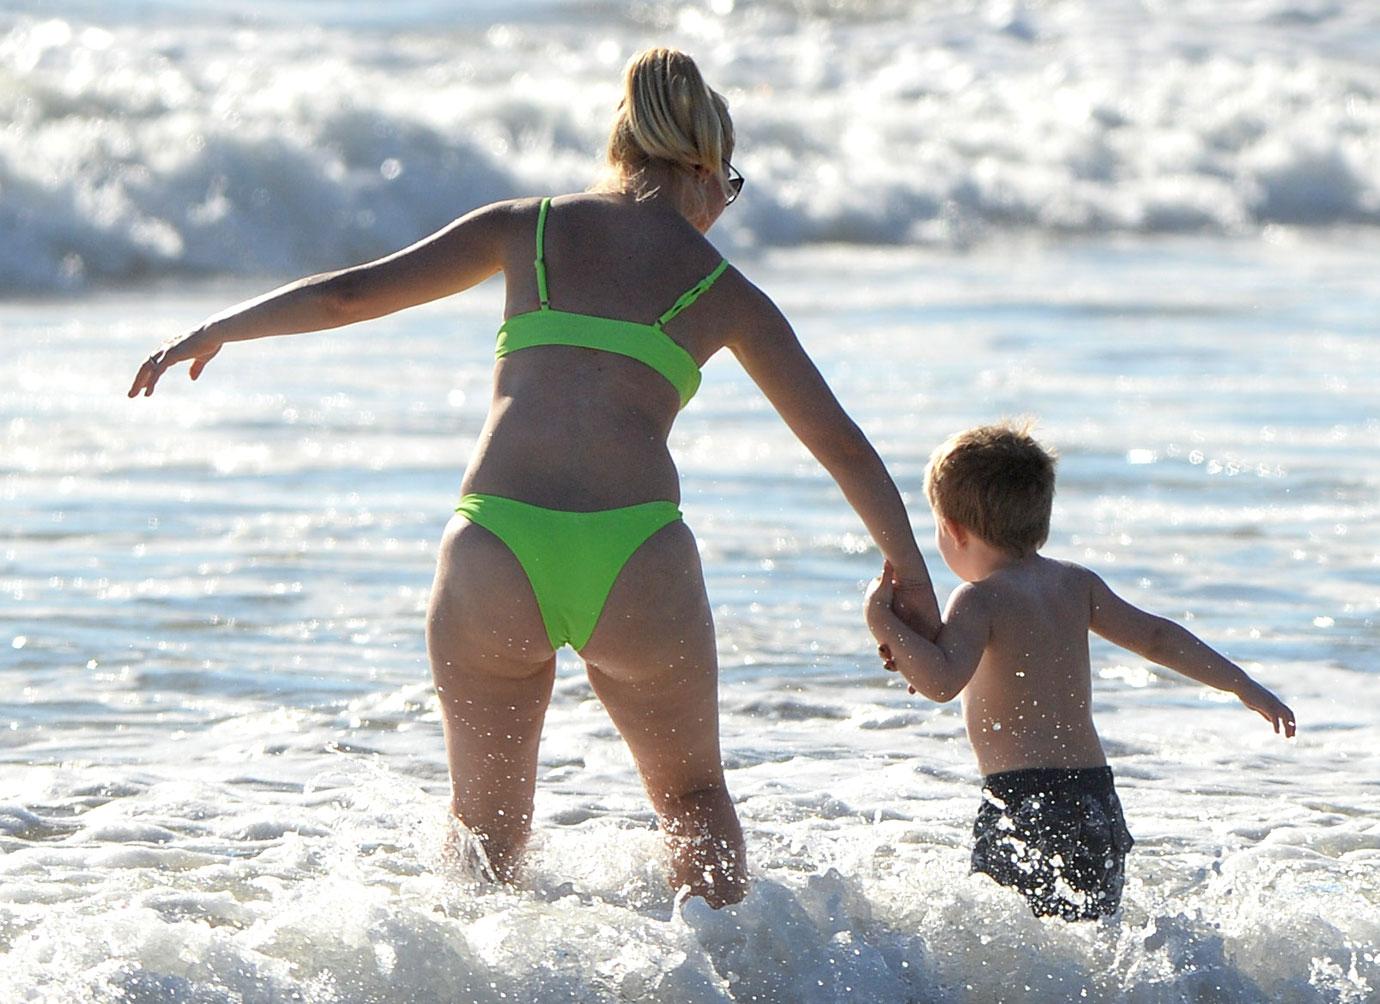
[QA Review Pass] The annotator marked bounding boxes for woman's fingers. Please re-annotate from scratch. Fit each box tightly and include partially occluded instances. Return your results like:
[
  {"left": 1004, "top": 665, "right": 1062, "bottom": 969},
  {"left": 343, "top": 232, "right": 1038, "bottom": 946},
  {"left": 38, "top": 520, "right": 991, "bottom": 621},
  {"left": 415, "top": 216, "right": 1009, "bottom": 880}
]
[
  {"left": 188, "top": 344, "right": 220, "bottom": 380},
  {"left": 139, "top": 343, "right": 180, "bottom": 396},
  {"left": 142, "top": 355, "right": 168, "bottom": 396},
  {"left": 128, "top": 353, "right": 154, "bottom": 397},
  {"left": 131, "top": 335, "right": 219, "bottom": 396},
  {"left": 129, "top": 353, "right": 165, "bottom": 398}
]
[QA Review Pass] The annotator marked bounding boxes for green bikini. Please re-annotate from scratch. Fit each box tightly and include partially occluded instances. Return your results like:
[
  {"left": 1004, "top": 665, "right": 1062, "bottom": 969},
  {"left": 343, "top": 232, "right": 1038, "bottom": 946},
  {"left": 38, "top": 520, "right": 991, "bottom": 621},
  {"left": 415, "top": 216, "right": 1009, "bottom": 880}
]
[{"left": 455, "top": 197, "right": 729, "bottom": 651}]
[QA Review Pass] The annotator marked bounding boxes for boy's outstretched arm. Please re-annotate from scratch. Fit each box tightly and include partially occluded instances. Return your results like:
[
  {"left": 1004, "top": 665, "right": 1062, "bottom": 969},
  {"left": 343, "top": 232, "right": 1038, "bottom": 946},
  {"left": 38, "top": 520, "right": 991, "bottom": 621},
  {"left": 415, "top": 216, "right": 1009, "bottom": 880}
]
[
  {"left": 865, "top": 565, "right": 990, "bottom": 703},
  {"left": 1086, "top": 569, "right": 1297, "bottom": 737}
]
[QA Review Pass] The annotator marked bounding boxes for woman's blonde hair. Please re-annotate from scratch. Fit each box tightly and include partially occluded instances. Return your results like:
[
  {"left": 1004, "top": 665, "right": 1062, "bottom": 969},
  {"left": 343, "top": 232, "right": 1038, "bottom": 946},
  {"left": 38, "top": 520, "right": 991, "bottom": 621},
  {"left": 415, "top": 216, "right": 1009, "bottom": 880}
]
[{"left": 598, "top": 48, "right": 735, "bottom": 207}]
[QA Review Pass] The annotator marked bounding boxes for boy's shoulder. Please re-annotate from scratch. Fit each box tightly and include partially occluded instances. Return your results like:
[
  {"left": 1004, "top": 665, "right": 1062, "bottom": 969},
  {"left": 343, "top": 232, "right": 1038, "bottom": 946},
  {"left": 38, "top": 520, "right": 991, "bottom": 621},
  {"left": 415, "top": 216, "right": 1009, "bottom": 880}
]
[
  {"left": 1047, "top": 556, "right": 1098, "bottom": 586},
  {"left": 972, "top": 555, "right": 1098, "bottom": 604},
  {"left": 977, "top": 553, "right": 1095, "bottom": 582}
]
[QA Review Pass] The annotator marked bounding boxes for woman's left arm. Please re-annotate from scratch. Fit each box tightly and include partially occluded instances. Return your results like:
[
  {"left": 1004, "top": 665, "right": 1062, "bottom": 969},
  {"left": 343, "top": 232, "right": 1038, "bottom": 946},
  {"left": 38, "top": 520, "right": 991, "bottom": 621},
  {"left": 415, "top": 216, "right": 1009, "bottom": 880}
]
[
  {"left": 129, "top": 199, "right": 514, "bottom": 397},
  {"left": 724, "top": 277, "right": 941, "bottom": 636}
]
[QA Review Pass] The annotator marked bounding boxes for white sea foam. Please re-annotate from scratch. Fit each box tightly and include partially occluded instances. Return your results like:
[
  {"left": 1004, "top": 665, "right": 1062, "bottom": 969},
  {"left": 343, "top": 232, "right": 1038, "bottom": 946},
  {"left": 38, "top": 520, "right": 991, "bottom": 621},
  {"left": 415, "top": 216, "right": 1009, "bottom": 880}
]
[
  {"left": 1, "top": 673, "right": 1376, "bottom": 1003},
  {"left": 2, "top": 1, "right": 1380, "bottom": 291}
]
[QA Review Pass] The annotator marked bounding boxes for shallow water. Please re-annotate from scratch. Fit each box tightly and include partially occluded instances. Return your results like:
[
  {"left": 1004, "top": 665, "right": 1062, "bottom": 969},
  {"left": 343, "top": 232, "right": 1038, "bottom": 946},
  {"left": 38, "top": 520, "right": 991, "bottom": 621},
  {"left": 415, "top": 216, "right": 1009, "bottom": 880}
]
[{"left": 2, "top": 233, "right": 1378, "bottom": 1001}]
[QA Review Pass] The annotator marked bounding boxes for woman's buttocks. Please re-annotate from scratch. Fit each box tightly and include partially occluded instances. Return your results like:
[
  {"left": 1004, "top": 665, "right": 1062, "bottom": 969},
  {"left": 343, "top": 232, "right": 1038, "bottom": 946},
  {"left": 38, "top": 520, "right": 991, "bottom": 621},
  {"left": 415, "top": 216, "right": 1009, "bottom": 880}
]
[{"left": 463, "top": 350, "right": 684, "bottom": 509}]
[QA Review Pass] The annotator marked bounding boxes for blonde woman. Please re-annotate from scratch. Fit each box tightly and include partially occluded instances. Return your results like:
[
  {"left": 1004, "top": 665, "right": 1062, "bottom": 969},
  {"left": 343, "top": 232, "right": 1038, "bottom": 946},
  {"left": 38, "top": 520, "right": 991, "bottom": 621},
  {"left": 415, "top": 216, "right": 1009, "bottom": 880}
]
[{"left": 129, "top": 48, "right": 939, "bottom": 907}]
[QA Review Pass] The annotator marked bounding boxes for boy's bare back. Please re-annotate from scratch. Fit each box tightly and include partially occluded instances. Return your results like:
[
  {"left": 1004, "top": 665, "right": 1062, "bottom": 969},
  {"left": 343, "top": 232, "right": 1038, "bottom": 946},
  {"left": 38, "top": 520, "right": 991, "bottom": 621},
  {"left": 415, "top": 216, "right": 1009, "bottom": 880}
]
[{"left": 955, "top": 555, "right": 1107, "bottom": 776}]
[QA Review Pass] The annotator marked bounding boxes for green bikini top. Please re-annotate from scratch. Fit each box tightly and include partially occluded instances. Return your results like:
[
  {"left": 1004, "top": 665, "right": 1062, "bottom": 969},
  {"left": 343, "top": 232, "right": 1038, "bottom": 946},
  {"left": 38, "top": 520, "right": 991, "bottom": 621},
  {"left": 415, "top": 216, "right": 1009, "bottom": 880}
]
[{"left": 494, "top": 197, "right": 728, "bottom": 408}]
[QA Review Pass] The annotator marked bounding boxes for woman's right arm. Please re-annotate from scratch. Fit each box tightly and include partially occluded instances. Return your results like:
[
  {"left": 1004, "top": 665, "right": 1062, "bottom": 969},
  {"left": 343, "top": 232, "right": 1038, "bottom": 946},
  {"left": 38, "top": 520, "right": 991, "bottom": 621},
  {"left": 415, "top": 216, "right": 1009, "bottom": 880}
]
[
  {"left": 724, "top": 279, "right": 941, "bottom": 637},
  {"left": 129, "top": 200, "right": 516, "bottom": 397}
]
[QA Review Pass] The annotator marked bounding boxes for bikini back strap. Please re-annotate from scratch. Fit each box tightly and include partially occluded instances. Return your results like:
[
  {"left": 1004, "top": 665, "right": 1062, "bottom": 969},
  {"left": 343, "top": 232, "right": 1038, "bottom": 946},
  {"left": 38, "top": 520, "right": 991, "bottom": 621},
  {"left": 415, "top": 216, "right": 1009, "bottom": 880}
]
[
  {"left": 534, "top": 197, "right": 552, "bottom": 310},
  {"left": 655, "top": 259, "right": 729, "bottom": 330}
]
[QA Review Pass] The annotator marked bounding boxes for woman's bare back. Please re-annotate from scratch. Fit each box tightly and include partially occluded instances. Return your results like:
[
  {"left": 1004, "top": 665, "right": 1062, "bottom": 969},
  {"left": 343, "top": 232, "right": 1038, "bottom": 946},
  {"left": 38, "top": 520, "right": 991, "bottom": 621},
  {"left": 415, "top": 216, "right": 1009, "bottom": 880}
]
[{"left": 462, "top": 194, "right": 741, "bottom": 510}]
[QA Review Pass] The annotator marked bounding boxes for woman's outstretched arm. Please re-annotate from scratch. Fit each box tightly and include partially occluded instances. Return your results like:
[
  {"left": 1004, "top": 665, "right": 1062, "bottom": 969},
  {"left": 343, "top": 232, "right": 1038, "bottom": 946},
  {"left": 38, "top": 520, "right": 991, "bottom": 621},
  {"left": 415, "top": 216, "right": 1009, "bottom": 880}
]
[
  {"left": 128, "top": 199, "right": 515, "bottom": 398},
  {"left": 725, "top": 276, "right": 941, "bottom": 638}
]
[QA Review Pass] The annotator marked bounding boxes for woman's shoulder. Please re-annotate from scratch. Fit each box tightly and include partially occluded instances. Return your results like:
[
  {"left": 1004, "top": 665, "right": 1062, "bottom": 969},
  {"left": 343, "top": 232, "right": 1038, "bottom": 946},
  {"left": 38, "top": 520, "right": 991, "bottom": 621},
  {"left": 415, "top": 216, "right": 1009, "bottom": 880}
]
[
  {"left": 467, "top": 195, "right": 547, "bottom": 223},
  {"left": 453, "top": 195, "right": 572, "bottom": 257}
]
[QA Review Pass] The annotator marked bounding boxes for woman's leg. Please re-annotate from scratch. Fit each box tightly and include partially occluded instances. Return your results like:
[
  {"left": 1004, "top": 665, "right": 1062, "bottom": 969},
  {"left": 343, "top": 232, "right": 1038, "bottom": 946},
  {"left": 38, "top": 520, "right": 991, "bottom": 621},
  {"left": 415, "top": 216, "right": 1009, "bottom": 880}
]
[
  {"left": 426, "top": 514, "right": 556, "bottom": 880},
  {"left": 579, "top": 520, "right": 747, "bottom": 907}
]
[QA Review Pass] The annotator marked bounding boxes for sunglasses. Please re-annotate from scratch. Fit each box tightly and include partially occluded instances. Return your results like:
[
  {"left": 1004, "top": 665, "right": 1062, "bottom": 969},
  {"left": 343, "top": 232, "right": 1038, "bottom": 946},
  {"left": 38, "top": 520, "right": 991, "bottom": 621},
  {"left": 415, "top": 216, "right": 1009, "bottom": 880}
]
[{"left": 723, "top": 161, "right": 745, "bottom": 205}]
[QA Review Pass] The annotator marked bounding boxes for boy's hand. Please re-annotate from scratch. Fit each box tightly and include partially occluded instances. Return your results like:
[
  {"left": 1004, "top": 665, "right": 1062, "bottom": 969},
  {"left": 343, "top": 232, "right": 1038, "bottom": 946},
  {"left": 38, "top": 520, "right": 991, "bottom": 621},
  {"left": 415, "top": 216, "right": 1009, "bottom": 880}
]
[
  {"left": 865, "top": 561, "right": 894, "bottom": 606},
  {"left": 873, "top": 642, "right": 916, "bottom": 694},
  {"left": 865, "top": 563, "right": 917, "bottom": 693},
  {"left": 864, "top": 563, "right": 895, "bottom": 637},
  {"left": 1237, "top": 682, "right": 1297, "bottom": 738}
]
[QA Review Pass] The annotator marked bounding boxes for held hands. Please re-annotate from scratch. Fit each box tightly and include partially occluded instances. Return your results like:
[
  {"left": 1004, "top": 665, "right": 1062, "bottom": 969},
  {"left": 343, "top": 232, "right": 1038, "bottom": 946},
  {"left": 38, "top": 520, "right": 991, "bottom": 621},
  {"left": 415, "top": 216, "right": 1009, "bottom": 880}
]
[
  {"left": 1237, "top": 681, "right": 1297, "bottom": 738},
  {"left": 128, "top": 327, "right": 223, "bottom": 398},
  {"left": 865, "top": 561, "right": 917, "bottom": 694},
  {"left": 879, "top": 557, "right": 941, "bottom": 644},
  {"left": 863, "top": 561, "right": 894, "bottom": 629}
]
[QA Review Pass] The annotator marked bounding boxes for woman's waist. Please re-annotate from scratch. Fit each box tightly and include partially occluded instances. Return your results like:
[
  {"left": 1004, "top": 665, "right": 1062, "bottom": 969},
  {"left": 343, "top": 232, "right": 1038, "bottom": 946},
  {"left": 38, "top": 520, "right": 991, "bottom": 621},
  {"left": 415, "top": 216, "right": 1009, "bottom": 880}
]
[{"left": 461, "top": 445, "right": 682, "bottom": 511}]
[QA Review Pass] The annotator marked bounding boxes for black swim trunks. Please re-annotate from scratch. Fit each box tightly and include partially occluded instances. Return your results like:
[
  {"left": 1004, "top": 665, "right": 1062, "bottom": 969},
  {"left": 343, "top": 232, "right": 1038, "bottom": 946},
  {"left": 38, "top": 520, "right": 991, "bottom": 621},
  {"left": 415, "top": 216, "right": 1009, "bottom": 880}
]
[{"left": 970, "top": 766, "right": 1134, "bottom": 921}]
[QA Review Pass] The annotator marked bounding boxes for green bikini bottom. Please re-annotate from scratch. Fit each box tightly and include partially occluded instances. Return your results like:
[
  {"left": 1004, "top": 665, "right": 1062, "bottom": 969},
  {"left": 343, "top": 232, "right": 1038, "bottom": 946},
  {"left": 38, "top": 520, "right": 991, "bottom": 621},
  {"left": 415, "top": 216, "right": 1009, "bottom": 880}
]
[{"left": 454, "top": 493, "right": 683, "bottom": 651}]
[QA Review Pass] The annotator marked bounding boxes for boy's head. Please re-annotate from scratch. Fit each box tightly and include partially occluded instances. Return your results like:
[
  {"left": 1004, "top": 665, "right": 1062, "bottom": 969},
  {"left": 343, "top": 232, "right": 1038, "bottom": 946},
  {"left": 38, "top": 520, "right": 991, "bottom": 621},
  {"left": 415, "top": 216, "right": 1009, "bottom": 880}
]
[{"left": 924, "top": 422, "right": 1057, "bottom": 563}]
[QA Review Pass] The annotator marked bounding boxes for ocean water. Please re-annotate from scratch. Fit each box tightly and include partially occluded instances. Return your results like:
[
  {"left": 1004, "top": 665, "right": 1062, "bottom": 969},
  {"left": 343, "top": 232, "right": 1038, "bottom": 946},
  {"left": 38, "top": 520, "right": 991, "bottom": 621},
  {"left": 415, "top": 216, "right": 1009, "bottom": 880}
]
[
  {"left": 3, "top": 2, "right": 1380, "bottom": 1003},
  {"left": 3, "top": 0, "right": 1380, "bottom": 291},
  {"left": 5, "top": 237, "right": 1378, "bottom": 1002}
]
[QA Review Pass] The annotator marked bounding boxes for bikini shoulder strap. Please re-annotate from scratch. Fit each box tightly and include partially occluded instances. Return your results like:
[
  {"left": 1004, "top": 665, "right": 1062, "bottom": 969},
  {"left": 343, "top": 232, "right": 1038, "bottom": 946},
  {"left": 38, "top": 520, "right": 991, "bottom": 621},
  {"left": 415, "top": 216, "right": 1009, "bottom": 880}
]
[
  {"left": 534, "top": 197, "right": 552, "bottom": 310},
  {"left": 655, "top": 259, "right": 730, "bottom": 330}
]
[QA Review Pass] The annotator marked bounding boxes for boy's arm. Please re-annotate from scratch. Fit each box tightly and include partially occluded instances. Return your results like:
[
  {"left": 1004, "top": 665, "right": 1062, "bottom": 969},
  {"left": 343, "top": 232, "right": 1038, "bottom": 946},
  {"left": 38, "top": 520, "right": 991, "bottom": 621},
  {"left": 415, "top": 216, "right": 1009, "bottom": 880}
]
[
  {"left": 866, "top": 571, "right": 990, "bottom": 702},
  {"left": 1085, "top": 568, "right": 1296, "bottom": 737}
]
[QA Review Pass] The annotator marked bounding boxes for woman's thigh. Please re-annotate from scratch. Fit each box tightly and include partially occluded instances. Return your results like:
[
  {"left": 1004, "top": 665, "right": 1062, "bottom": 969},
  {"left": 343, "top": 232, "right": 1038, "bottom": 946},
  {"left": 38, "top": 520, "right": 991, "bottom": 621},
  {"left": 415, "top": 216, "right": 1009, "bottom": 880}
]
[
  {"left": 427, "top": 515, "right": 556, "bottom": 849},
  {"left": 579, "top": 520, "right": 725, "bottom": 795},
  {"left": 428, "top": 513, "right": 555, "bottom": 670}
]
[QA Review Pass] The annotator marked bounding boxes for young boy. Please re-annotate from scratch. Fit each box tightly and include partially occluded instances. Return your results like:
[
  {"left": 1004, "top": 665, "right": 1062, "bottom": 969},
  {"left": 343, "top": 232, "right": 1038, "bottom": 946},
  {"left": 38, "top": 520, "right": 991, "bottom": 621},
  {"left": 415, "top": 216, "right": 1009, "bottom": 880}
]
[{"left": 865, "top": 422, "right": 1295, "bottom": 921}]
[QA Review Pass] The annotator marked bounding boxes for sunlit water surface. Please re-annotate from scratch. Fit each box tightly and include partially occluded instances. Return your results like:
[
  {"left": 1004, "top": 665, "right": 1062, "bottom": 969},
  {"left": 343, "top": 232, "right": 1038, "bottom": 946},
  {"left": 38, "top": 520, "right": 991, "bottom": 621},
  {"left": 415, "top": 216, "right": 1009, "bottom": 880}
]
[{"left": 2, "top": 234, "right": 1378, "bottom": 1002}]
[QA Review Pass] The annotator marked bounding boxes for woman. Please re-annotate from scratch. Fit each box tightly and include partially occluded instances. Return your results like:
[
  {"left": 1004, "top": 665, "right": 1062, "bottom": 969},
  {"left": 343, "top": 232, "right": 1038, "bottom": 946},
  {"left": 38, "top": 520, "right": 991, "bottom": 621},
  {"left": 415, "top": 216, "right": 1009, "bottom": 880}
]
[{"left": 129, "top": 48, "right": 939, "bottom": 907}]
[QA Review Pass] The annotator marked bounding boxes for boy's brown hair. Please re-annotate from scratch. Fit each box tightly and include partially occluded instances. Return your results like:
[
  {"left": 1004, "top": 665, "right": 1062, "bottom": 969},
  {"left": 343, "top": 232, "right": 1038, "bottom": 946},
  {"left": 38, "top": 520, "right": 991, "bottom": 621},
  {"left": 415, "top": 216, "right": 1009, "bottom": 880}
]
[{"left": 924, "top": 422, "right": 1057, "bottom": 556}]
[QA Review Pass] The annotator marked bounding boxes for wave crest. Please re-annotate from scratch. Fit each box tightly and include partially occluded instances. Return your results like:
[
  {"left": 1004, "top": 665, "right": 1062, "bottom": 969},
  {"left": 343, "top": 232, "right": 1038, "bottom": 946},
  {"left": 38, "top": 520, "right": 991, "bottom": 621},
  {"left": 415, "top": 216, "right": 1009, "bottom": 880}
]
[{"left": 3, "top": 5, "right": 1379, "bottom": 290}]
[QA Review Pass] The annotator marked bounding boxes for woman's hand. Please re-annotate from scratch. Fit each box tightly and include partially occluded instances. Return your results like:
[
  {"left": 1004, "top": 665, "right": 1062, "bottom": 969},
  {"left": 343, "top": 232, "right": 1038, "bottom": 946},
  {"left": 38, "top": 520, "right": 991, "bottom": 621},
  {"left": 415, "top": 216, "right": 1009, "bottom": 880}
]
[
  {"left": 866, "top": 562, "right": 918, "bottom": 693},
  {"left": 888, "top": 570, "right": 940, "bottom": 642},
  {"left": 128, "top": 327, "right": 224, "bottom": 398}
]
